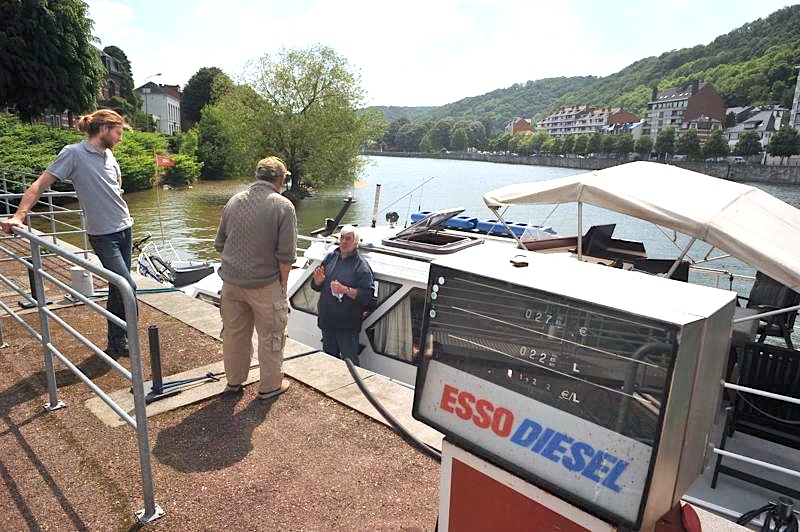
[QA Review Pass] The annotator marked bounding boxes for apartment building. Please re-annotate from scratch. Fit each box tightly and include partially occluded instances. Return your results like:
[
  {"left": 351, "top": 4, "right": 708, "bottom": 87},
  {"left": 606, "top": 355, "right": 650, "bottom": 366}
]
[
  {"left": 537, "top": 105, "right": 639, "bottom": 136},
  {"left": 135, "top": 82, "right": 182, "bottom": 134},
  {"left": 641, "top": 82, "right": 725, "bottom": 140}
]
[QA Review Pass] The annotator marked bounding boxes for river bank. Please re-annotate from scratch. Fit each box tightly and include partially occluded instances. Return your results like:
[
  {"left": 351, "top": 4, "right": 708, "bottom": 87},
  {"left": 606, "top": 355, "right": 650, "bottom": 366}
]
[{"left": 362, "top": 150, "right": 800, "bottom": 185}]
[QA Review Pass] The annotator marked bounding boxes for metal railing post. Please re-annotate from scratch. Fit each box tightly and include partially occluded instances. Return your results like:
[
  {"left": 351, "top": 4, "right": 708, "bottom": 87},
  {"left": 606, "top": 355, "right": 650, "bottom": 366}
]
[
  {"left": 121, "top": 280, "right": 163, "bottom": 522},
  {"left": 30, "top": 241, "right": 64, "bottom": 411}
]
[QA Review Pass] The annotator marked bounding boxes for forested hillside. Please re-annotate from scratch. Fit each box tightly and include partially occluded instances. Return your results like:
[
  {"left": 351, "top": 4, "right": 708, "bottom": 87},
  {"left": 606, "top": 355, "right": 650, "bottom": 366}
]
[{"left": 370, "top": 5, "right": 800, "bottom": 135}]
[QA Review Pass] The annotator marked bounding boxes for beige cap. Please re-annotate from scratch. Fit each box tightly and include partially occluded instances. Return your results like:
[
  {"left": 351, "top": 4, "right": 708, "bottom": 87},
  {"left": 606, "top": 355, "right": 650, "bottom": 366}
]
[{"left": 255, "top": 156, "right": 291, "bottom": 180}]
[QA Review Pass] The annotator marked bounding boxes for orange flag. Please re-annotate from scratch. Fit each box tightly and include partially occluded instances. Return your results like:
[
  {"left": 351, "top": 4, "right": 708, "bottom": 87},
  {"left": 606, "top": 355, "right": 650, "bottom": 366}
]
[{"left": 155, "top": 154, "right": 175, "bottom": 167}]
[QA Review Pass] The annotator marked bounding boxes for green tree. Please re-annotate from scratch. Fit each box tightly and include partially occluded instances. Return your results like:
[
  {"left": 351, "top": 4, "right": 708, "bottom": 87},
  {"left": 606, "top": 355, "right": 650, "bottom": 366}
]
[
  {"left": 489, "top": 132, "right": 512, "bottom": 152},
  {"left": 734, "top": 131, "right": 762, "bottom": 157},
  {"left": 450, "top": 127, "right": 468, "bottom": 151},
  {"left": 243, "top": 45, "right": 376, "bottom": 197},
  {"left": 562, "top": 134, "right": 575, "bottom": 154},
  {"left": 654, "top": 128, "right": 676, "bottom": 156},
  {"left": 573, "top": 134, "right": 588, "bottom": 155},
  {"left": 0, "top": 0, "right": 105, "bottom": 120},
  {"left": 455, "top": 119, "right": 486, "bottom": 150},
  {"left": 428, "top": 118, "right": 454, "bottom": 151},
  {"left": 616, "top": 133, "right": 635, "bottom": 155},
  {"left": 383, "top": 117, "right": 409, "bottom": 149},
  {"left": 530, "top": 131, "right": 550, "bottom": 153},
  {"left": 702, "top": 130, "right": 730, "bottom": 159},
  {"left": 395, "top": 122, "right": 427, "bottom": 152},
  {"left": 675, "top": 130, "right": 702, "bottom": 159},
  {"left": 587, "top": 132, "right": 603, "bottom": 154},
  {"left": 514, "top": 131, "right": 534, "bottom": 155},
  {"left": 602, "top": 134, "right": 617, "bottom": 154},
  {"left": 181, "top": 67, "right": 234, "bottom": 130},
  {"left": 767, "top": 125, "right": 800, "bottom": 163},
  {"left": 418, "top": 132, "right": 433, "bottom": 152},
  {"left": 635, "top": 135, "right": 653, "bottom": 155}
]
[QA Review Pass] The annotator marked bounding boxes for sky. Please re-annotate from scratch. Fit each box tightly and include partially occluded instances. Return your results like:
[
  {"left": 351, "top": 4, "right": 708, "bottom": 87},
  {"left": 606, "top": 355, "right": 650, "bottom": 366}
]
[{"left": 86, "top": 0, "right": 798, "bottom": 108}]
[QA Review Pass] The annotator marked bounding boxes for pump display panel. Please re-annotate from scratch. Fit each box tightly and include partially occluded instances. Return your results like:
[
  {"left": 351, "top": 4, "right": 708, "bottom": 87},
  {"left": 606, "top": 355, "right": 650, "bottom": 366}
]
[{"left": 413, "top": 264, "right": 682, "bottom": 529}]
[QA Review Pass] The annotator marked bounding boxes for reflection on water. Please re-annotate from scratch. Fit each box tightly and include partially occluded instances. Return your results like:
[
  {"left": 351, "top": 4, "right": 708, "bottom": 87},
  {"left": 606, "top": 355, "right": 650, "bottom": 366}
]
[{"left": 46, "top": 156, "right": 800, "bottom": 289}]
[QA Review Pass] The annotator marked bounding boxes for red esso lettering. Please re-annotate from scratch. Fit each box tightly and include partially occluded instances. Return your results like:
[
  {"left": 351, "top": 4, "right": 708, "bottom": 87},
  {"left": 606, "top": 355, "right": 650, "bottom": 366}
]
[{"left": 438, "top": 384, "right": 515, "bottom": 437}]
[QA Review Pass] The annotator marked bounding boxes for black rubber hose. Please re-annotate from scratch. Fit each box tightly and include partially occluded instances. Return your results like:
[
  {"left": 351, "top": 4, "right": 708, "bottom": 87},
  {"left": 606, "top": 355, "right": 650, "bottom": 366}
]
[{"left": 344, "top": 358, "right": 441, "bottom": 463}]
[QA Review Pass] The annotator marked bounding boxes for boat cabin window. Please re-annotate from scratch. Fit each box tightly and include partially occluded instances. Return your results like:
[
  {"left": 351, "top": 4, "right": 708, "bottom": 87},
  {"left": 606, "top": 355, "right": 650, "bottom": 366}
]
[
  {"left": 290, "top": 272, "right": 400, "bottom": 317},
  {"left": 366, "top": 288, "right": 426, "bottom": 364}
]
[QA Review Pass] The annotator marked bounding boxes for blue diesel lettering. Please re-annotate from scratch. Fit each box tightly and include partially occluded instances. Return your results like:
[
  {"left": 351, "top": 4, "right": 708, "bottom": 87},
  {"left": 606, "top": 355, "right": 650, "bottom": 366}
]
[
  {"left": 562, "top": 442, "right": 594, "bottom": 472},
  {"left": 510, "top": 419, "right": 542, "bottom": 446},
  {"left": 541, "top": 432, "right": 574, "bottom": 463},
  {"left": 531, "top": 428, "right": 555, "bottom": 453},
  {"left": 582, "top": 451, "right": 615, "bottom": 484},
  {"left": 601, "top": 459, "right": 630, "bottom": 493},
  {"left": 510, "top": 417, "right": 632, "bottom": 493}
]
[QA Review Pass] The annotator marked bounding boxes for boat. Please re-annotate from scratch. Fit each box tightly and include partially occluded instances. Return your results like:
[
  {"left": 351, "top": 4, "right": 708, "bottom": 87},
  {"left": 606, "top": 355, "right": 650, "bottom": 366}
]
[
  {"left": 134, "top": 233, "right": 215, "bottom": 288},
  {"left": 154, "top": 161, "right": 799, "bottom": 528}
]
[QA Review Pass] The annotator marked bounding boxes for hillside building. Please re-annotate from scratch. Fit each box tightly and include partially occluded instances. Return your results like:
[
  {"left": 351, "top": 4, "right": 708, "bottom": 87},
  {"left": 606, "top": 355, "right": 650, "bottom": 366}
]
[
  {"left": 99, "top": 50, "right": 126, "bottom": 101},
  {"left": 641, "top": 82, "right": 725, "bottom": 141},
  {"left": 135, "top": 82, "right": 182, "bottom": 134},
  {"left": 725, "top": 106, "right": 788, "bottom": 150},
  {"left": 791, "top": 65, "right": 800, "bottom": 129},
  {"left": 536, "top": 105, "right": 639, "bottom": 136},
  {"left": 505, "top": 117, "right": 532, "bottom": 135}
]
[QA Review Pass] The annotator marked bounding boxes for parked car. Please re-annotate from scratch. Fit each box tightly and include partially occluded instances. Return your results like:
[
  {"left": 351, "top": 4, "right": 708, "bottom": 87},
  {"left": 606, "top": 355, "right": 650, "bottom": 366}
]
[{"left": 732, "top": 156, "right": 746, "bottom": 164}]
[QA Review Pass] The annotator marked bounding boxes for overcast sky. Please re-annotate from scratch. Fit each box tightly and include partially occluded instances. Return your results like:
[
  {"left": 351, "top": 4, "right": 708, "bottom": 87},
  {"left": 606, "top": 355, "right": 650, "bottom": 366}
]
[{"left": 86, "top": 0, "right": 797, "bottom": 107}]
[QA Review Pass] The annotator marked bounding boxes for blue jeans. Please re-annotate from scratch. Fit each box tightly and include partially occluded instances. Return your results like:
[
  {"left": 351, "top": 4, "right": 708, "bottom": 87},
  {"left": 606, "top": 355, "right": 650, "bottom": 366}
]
[
  {"left": 88, "top": 228, "right": 136, "bottom": 345},
  {"left": 321, "top": 329, "right": 360, "bottom": 366}
]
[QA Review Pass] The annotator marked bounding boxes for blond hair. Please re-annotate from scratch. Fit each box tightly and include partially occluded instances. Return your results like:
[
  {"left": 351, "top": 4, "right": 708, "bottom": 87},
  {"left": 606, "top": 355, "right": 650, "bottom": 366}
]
[{"left": 76, "top": 109, "right": 130, "bottom": 136}]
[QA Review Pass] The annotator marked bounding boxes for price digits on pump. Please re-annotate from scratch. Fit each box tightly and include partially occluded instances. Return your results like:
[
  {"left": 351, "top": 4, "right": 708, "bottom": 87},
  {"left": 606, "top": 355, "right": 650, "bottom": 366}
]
[
  {"left": 518, "top": 346, "right": 559, "bottom": 367},
  {"left": 523, "top": 308, "right": 555, "bottom": 323}
]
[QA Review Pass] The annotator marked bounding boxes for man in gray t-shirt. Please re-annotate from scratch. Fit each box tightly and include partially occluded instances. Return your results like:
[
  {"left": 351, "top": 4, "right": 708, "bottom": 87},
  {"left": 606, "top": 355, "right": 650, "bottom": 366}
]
[{"left": 1, "top": 109, "right": 136, "bottom": 357}]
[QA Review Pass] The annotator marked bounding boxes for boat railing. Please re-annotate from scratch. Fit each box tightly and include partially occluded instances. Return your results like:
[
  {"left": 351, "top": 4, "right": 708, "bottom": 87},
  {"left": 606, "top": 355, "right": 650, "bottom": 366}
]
[{"left": 0, "top": 168, "right": 90, "bottom": 257}]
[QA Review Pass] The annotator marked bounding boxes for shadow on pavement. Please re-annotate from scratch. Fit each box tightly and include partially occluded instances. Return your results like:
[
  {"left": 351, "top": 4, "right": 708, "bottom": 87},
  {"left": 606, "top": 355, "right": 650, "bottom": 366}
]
[{"left": 152, "top": 393, "right": 274, "bottom": 472}]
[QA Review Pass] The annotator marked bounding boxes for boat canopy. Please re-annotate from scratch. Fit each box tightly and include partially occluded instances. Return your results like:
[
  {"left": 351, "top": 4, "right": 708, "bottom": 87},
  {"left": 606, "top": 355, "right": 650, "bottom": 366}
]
[{"left": 483, "top": 161, "right": 800, "bottom": 292}]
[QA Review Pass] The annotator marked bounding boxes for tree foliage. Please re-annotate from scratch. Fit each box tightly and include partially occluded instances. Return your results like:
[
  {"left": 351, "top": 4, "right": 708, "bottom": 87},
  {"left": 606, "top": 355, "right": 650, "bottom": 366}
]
[
  {"left": 702, "top": 130, "right": 730, "bottom": 159},
  {"left": 0, "top": 112, "right": 199, "bottom": 192},
  {"left": 734, "top": 131, "right": 762, "bottom": 156},
  {"left": 654, "top": 128, "right": 676, "bottom": 155},
  {"left": 675, "top": 129, "right": 702, "bottom": 159},
  {"left": 0, "top": 0, "right": 105, "bottom": 119},
  {"left": 181, "top": 67, "right": 234, "bottom": 130},
  {"left": 202, "top": 45, "right": 378, "bottom": 197},
  {"left": 767, "top": 125, "right": 800, "bottom": 162}
]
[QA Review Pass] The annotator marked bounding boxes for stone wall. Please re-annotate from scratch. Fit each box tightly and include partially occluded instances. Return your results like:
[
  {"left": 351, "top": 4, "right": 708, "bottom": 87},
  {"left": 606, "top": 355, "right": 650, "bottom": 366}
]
[{"left": 362, "top": 151, "right": 800, "bottom": 185}]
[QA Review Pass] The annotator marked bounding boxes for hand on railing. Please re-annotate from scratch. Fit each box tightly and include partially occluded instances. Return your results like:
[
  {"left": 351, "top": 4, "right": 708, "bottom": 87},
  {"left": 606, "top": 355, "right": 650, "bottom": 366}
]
[{"left": 1, "top": 217, "right": 24, "bottom": 235}]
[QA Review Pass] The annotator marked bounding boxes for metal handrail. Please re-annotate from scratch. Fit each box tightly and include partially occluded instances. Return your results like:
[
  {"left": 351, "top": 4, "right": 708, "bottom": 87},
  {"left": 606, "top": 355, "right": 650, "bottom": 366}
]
[{"left": 0, "top": 226, "right": 164, "bottom": 523}]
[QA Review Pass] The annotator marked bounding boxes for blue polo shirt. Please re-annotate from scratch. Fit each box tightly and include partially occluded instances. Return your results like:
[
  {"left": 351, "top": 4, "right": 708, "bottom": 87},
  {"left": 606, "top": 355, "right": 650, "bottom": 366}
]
[{"left": 46, "top": 140, "right": 132, "bottom": 236}]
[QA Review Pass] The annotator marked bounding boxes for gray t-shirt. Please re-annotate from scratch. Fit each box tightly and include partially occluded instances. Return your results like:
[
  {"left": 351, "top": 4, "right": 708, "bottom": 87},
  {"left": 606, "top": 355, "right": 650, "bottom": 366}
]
[{"left": 46, "top": 140, "right": 133, "bottom": 236}]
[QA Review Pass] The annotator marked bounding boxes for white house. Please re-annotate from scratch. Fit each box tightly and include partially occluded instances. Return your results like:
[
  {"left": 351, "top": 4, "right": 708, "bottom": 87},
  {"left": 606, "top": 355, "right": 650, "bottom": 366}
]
[{"left": 134, "top": 82, "right": 181, "bottom": 134}]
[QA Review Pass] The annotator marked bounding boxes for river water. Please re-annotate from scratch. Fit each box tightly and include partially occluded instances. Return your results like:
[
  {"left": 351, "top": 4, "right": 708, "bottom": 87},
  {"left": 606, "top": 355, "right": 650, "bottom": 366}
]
[{"left": 98, "top": 155, "right": 800, "bottom": 294}]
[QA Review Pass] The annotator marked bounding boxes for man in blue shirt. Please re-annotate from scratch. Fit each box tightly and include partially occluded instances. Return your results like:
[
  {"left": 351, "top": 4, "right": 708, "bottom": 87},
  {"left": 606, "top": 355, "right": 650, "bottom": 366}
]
[
  {"left": 310, "top": 225, "right": 374, "bottom": 366},
  {"left": 1, "top": 109, "right": 135, "bottom": 357}
]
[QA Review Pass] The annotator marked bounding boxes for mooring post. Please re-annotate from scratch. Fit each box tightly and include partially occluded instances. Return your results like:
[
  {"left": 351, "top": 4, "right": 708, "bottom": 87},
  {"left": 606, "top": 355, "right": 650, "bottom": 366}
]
[{"left": 148, "top": 325, "right": 163, "bottom": 395}]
